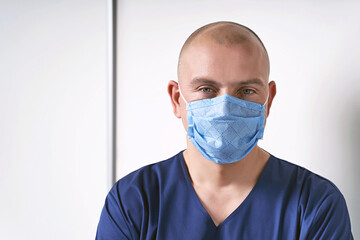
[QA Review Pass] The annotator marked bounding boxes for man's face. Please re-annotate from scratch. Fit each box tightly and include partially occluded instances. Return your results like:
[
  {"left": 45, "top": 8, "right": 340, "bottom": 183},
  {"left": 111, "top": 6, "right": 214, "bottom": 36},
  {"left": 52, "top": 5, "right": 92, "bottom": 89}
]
[{"left": 177, "top": 37, "right": 273, "bottom": 130}]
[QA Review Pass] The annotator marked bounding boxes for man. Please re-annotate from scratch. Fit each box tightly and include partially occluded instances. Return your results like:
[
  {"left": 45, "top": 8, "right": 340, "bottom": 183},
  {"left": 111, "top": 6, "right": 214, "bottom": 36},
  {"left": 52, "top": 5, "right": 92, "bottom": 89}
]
[{"left": 96, "top": 21, "right": 353, "bottom": 239}]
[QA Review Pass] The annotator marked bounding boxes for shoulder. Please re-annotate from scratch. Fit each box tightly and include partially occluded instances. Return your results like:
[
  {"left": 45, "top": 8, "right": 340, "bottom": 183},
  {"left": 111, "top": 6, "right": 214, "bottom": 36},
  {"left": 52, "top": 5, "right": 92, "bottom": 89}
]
[
  {"left": 263, "top": 155, "right": 344, "bottom": 213},
  {"left": 114, "top": 151, "right": 183, "bottom": 192},
  {"left": 96, "top": 151, "right": 184, "bottom": 239},
  {"left": 110, "top": 151, "right": 184, "bottom": 207},
  {"left": 268, "top": 155, "right": 340, "bottom": 196},
  {"left": 269, "top": 155, "right": 345, "bottom": 211},
  {"left": 268, "top": 155, "right": 353, "bottom": 239}
]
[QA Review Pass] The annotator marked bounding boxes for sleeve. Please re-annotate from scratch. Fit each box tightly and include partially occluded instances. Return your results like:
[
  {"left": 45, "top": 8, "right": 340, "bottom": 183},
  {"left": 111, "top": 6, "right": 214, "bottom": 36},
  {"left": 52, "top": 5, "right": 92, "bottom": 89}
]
[
  {"left": 95, "top": 186, "right": 138, "bottom": 240},
  {"left": 300, "top": 191, "right": 353, "bottom": 240}
]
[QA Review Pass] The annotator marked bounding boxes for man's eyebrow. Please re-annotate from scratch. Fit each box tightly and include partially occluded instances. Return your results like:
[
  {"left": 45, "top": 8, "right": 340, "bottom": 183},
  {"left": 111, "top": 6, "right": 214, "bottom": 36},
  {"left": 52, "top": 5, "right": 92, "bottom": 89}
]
[
  {"left": 189, "top": 78, "right": 219, "bottom": 87},
  {"left": 238, "top": 78, "right": 265, "bottom": 87},
  {"left": 189, "top": 78, "right": 265, "bottom": 87}
]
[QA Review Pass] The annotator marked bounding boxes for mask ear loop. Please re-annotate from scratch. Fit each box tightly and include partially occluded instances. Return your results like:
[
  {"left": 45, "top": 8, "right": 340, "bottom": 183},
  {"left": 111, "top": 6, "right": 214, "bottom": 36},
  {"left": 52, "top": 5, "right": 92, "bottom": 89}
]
[
  {"left": 178, "top": 84, "right": 190, "bottom": 135},
  {"left": 263, "top": 93, "right": 269, "bottom": 106},
  {"left": 178, "top": 84, "right": 188, "bottom": 104}
]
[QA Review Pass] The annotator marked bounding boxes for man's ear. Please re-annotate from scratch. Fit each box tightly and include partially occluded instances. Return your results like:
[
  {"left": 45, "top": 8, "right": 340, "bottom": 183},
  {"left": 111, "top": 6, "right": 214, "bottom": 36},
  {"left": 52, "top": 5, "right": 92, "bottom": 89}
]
[
  {"left": 167, "top": 80, "right": 182, "bottom": 118},
  {"left": 266, "top": 81, "right": 277, "bottom": 117}
]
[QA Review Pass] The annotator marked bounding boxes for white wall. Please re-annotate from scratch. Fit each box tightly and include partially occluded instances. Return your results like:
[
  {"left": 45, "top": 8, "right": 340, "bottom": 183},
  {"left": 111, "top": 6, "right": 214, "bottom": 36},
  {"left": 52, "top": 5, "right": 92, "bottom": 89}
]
[
  {"left": 0, "top": 1, "right": 108, "bottom": 239},
  {"left": 116, "top": 0, "right": 360, "bottom": 238}
]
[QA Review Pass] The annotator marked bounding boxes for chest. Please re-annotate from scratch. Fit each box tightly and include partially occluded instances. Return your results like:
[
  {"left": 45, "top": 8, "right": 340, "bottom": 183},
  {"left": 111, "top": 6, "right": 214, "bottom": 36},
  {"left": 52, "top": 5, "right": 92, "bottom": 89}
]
[
  {"left": 151, "top": 191, "right": 300, "bottom": 240},
  {"left": 193, "top": 185, "right": 253, "bottom": 226},
  {"left": 132, "top": 173, "right": 303, "bottom": 239}
]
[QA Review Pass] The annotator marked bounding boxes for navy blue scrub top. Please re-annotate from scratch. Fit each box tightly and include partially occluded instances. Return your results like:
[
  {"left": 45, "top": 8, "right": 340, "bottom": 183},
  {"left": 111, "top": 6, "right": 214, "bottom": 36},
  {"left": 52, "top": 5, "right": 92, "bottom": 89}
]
[{"left": 96, "top": 151, "right": 353, "bottom": 239}]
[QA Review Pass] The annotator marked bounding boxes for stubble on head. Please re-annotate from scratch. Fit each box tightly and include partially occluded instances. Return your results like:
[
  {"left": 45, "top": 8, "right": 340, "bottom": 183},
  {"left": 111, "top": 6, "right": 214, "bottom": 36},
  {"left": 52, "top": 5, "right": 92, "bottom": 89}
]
[{"left": 177, "top": 21, "right": 270, "bottom": 85}]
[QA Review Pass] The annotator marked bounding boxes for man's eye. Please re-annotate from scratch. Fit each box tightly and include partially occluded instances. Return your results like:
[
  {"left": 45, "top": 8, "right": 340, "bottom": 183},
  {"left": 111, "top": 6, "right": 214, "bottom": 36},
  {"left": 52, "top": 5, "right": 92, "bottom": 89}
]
[
  {"left": 243, "top": 89, "right": 255, "bottom": 94},
  {"left": 200, "top": 88, "right": 213, "bottom": 93}
]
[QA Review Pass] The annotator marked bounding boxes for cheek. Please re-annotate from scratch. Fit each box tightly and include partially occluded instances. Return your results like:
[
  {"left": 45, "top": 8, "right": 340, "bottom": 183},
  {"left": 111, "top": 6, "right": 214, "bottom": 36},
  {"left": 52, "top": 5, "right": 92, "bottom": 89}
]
[
  {"left": 180, "top": 101, "right": 189, "bottom": 130},
  {"left": 264, "top": 104, "right": 269, "bottom": 126}
]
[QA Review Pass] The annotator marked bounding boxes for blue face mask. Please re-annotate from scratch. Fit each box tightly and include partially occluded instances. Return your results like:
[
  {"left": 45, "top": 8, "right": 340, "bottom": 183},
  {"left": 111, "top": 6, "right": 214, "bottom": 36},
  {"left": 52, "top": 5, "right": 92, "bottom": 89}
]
[{"left": 180, "top": 89, "right": 267, "bottom": 164}]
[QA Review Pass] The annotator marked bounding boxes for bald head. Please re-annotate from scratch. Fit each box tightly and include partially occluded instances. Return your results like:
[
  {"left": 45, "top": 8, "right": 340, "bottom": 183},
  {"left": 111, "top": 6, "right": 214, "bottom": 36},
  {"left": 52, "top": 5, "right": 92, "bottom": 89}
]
[{"left": 178, "top": 21, "right": 270, "bottom": 81}]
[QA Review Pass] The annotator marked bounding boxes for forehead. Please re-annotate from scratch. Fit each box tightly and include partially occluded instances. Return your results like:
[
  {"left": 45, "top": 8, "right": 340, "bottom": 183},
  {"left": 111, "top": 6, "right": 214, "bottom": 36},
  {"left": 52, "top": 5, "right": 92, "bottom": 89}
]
[{"left": 178, "top": 38, "right": 269, "bottom": 86}]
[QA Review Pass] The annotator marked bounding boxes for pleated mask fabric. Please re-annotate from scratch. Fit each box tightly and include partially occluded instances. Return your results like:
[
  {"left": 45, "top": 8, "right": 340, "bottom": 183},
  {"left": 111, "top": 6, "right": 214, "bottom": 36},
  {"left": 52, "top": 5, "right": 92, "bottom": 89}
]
[{"left": 182, "top": 93, "right": 266, "bottom": 164}]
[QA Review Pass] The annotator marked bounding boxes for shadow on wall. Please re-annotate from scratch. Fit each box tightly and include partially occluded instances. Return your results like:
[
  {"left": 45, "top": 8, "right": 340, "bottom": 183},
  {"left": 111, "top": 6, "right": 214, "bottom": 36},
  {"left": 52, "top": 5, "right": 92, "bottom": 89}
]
[{"left": 344, "top": 91, "right": 360, "bottom": 237}]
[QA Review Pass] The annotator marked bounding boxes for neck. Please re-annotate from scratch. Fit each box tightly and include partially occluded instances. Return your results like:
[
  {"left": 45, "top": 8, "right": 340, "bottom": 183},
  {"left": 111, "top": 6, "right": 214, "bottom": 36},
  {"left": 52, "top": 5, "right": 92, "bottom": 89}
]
[{"left": 183, "top": 140, "right": 270, "bottom": 189}]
